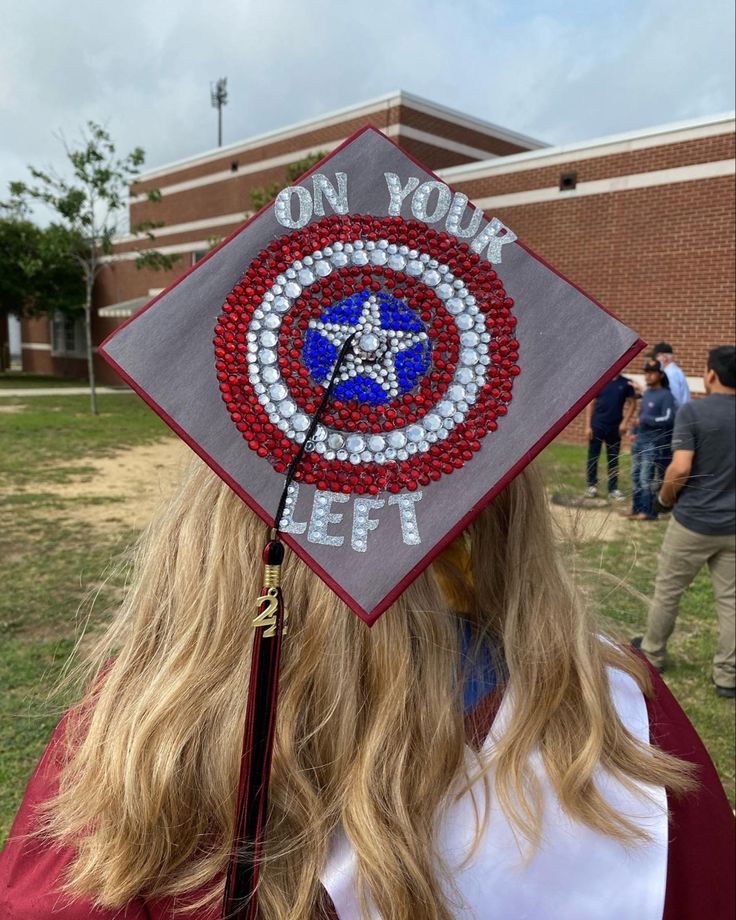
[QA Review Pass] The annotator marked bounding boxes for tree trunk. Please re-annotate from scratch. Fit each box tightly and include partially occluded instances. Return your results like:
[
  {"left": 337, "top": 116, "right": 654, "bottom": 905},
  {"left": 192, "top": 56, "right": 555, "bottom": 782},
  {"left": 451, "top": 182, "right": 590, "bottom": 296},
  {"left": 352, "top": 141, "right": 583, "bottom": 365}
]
[{"left": 84, "top": 275, "right": 97, "bottom": 415}]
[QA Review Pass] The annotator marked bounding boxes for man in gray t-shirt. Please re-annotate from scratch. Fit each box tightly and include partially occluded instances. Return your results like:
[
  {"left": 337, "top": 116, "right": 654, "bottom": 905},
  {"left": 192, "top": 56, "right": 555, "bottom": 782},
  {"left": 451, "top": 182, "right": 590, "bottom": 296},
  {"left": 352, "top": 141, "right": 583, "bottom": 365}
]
[{"left": 636, "top": 346, "right": 735, "bottom": 695}]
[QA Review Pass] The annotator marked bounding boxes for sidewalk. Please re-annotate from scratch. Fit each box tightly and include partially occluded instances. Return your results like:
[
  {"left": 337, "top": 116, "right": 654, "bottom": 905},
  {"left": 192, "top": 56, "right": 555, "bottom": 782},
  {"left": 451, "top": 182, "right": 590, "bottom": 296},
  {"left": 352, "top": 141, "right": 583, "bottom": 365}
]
[{"left": 0, "top": 386, "right": 134, "bottom": 397}]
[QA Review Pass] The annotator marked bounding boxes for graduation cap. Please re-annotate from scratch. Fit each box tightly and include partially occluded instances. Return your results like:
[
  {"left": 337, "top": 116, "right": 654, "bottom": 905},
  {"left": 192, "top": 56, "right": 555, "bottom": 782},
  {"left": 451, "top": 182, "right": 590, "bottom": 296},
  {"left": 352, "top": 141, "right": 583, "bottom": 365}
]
[{"left": 99, "top": 126, "right": 644, "bottom": 918}]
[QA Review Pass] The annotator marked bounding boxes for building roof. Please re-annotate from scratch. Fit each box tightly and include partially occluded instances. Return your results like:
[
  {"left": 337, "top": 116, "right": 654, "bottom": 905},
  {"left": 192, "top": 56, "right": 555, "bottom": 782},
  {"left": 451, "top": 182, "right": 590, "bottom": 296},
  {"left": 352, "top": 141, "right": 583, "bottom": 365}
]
[
  {"left": 134, "top": 90, "right": 548, "bottom": 182},
  {"left": 439, "top": 111, "right": 736, "bottom": 181}
]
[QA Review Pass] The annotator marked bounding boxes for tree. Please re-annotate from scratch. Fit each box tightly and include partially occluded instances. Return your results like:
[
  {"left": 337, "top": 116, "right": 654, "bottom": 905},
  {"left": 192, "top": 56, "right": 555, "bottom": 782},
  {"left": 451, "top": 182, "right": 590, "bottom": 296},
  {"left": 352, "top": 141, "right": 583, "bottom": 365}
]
[
  {"left": 0, "top": 215, "right": 85, "bottom": 319},
  {"left": 249, "top": 152, "right": 324, "bottom": 212},
  {"left": 8, "top": 123, "right": 178, "bottom": 413}
]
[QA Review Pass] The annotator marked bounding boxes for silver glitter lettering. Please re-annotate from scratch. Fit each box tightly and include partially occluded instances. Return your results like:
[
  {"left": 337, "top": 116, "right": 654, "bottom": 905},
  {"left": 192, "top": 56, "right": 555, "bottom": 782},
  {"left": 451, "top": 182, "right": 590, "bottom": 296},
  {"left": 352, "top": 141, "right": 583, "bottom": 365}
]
[
  {"left": 351, "top": 498, "right": 385, "bottom": 552},
  {"left": 279, "top": 482, "right": 307, "bottom": 534},
  {"left": 470, "top": 217, "right": 517, "bottom": 263},
  {"left": 446, "top": 192, "right": 483, "bottom": 238},
  {"left": 308, "top": 491, "right": 349, "bottom": 546},
  {"left": 411, "top": 181, "right": 451, "bottom": 224},
  {"left": 384, "top": 173, "right": 420, "bottom": 216},
  {"left": 274, "top": 186, "right": 313, "bottom": 229},
  {"left": 312, "top": 172, "right": 349, "bottom": 217},
  {"left": 388, "top": 492, "right": 423, "bottom": 545}
]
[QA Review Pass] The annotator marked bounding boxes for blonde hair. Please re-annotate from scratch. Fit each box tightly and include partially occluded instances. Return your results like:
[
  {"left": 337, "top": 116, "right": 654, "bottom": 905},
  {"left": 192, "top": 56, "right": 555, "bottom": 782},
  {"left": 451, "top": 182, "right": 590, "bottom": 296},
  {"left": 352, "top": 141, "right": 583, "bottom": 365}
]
[{"left": 41, "top": 459, "right": 691, "bottom": 918}]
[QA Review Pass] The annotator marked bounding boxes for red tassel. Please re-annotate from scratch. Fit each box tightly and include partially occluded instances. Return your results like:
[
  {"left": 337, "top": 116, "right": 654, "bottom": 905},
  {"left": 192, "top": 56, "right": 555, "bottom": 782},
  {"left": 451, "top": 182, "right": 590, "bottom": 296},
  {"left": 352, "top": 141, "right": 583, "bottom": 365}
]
[{"left": 222, "top": 538, "right": 286, "bottom": 920}]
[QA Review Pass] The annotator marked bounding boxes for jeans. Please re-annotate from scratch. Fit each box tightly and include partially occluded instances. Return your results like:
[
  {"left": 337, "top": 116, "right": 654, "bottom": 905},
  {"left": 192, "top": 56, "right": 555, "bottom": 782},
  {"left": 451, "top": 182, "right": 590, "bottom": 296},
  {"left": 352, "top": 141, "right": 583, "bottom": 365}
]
[
  {"left": 586, "top": 427, "right": 621, "bottom": 492},
  {"left": 631, "top": 437, "right": 658, "bottom": 518}
]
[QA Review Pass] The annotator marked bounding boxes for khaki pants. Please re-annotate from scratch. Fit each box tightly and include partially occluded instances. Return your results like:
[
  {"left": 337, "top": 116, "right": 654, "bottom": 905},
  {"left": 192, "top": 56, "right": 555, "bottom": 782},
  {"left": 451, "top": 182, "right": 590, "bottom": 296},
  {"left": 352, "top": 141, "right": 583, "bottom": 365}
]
[{"left": 641, "top": 516, "right": 735, "bottom": 687}]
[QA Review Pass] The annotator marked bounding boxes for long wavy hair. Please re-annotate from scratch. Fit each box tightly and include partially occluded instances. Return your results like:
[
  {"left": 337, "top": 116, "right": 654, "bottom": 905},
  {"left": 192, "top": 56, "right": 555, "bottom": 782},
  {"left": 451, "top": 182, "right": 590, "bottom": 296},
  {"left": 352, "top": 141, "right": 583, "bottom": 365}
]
[{"left": 41, "top": 459, "right": 692, "bottom": 918}]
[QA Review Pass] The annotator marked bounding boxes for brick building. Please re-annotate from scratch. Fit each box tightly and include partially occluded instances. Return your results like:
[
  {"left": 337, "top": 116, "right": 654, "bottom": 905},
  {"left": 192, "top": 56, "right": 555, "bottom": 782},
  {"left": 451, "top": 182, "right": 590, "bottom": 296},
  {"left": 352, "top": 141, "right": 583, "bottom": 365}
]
[{"left": 16, "top": 90, "right": 735, "bottom": 417}]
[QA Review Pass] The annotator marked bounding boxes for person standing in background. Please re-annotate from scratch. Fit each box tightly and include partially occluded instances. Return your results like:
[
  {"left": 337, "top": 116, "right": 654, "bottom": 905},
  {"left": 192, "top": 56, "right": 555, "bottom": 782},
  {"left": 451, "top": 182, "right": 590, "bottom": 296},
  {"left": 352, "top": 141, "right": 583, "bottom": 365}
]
[
  {"left": 584, "top": 374, "right": 637, "bottom": 500},
  {"left": 650, "top": 344, "right": 690, "bottom": 486},
  {"left": 625, "top": 360, "right": 677, "bottom": 521},
  {"left": 635, "top": 346, "right": 736, "bottom": 697},
  {"left": 652, "top": 343, "right": 690, "bottom": 408}
]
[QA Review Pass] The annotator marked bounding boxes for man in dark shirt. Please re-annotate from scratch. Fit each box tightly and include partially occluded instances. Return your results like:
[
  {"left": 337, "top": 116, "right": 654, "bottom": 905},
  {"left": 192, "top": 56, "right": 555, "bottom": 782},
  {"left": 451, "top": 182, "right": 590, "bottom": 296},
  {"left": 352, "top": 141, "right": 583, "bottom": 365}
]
[
  {"left": 584, "top": 374, "right": 636, "bottom": 500},
  {"left": 635, "top": 346, "right": 736, "bottom": 696},
  {"left": 626, "top": 361, "right": 677, "bottom": 520}
]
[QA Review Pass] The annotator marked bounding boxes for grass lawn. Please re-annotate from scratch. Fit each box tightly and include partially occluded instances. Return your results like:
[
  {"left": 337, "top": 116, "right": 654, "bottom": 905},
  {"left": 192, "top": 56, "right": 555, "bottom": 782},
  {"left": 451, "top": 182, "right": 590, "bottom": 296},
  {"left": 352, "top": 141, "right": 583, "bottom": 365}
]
[
  {"left": 0, "top": 393, "right": 169, "bottom": 843},
  {"left": 1, "top": 397, "right": 733, "bottom": 849}
]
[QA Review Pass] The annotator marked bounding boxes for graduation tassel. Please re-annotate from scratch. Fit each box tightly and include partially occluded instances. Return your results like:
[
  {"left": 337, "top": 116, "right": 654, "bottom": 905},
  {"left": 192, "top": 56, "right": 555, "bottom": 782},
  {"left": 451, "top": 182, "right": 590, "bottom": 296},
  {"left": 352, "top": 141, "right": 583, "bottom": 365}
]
[
  {"left": 222, "top": 537, "right": 286, "bottom": 920},
  {"left": 222, "top": 333, "right": 355, "bottom": 920}
]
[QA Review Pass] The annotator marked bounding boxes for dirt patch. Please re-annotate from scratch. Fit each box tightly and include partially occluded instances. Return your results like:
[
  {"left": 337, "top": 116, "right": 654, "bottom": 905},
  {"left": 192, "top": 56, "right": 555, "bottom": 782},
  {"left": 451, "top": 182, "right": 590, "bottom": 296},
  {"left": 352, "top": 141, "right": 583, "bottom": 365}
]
[
  {"left": 45, "top": 439, "right": 191, "bottom": 531},
  {"left": 34, "top": 437, "right": 629, "bottom": 544},
  {"left": 550, "top": 502, "right": 627, "bottom": 544},
  {"left": 0, "top": 404, "right": 27, "bottom": 414}
]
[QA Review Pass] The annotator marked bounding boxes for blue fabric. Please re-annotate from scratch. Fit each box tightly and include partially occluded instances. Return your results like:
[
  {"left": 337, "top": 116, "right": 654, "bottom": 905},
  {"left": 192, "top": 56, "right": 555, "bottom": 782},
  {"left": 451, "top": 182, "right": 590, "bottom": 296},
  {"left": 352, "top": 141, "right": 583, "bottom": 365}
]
[
  {"left": 591, "top": 375, "right": 636, "bottom": 430},
  {"left": 459, "top": 621, "right": 500, "bottom": 713},
  {"left": 638, "top": 388, "right": 677, "bottom": 441}
]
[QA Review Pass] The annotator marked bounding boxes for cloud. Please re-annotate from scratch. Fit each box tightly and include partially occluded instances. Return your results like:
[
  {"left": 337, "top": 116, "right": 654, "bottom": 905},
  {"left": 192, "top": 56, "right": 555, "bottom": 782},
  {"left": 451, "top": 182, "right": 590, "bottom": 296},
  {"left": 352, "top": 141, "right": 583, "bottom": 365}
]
[{"left": 0, "top": 0, "right": 733, "bottom": 207}]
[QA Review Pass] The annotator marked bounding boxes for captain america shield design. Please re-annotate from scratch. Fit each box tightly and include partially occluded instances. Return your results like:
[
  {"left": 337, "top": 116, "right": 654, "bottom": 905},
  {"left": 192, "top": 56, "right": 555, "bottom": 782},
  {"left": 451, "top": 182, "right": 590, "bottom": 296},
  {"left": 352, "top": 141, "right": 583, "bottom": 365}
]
[{"left": 214, "top": 214, "right": 519, "bottom": 496}]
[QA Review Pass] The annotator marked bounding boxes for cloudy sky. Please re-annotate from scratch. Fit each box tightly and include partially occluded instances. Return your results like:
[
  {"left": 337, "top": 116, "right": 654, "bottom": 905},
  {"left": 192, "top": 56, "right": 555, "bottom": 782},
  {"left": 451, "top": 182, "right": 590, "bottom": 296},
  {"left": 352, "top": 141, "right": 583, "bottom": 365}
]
[{"left": 1, "top": 0, "right": 734, "bottom": 200}]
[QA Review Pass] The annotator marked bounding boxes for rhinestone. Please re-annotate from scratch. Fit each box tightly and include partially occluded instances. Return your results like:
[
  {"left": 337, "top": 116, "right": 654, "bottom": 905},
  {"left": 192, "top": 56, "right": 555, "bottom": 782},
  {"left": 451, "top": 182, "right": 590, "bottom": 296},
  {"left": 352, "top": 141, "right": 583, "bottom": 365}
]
[
  {"left": 352, "top": 251, "right": 369, "bottom": 266},
  {"left": 359, "top": 333, "right": 380, "bottom": 353},
  {"left": 370, "top": 249, "right": 387, "bottom": 266},
  {"left": 437, "top": 400, "right": 455, "bottom": 417},
  {"left": 273, "top": 296, "right": 290, "bottom": 313},
  {"left": 297, "top": 268, "right": 315, "bottom": 285},
  {"left": 387, "top": 431, "right": 407, "bottom": 448},
  {"left": 387, "top": 254, "right": 406, "bottom": 271},
  {"left": 331, "top": 252, "right": 348, "bottom": 267},
  {"left": 346, "top": 435, "right": 366, "bottom": 453},
  {"left": 423, "top": 413, "right": 442, "bottom": 431},
  {"left": 312, "top": 425, "right": 327, "bottom": 442},
  {"left": 368, "top": 435, "right": 386, "bottom": 452},
  {"left": 328, "top": 433, "right": 345, "bottom": 450},
  {"left": 461, "top": 331, "right": 480, "bottom": 347},
  {"left": 422, "top": 269, "right": 441, "bottom": 287},
  {"left": 461, "top": 349, "right": 480, "bottom": 366},
  {"left": 259, "top": 349, "right": 277, "bottom": 364},
  {"left": 280, "top": 399, "right": 296, "bottom": 418},
  {"left": 292, "top": 413, "right": 310, "bottom": 432},
  {"left": 269, "top": 382, "right": 288, "bottom": 401},
  {"left": 260, "top": 331, "right": 278, "bottom": 348},
  {"left": 445, "top": 298, "right": 464, "bottom": 315},
  {"left": 349, "top": 453, "right": 362, "bottom": 465},
  {"left": 435, "top": 283, "right": 453, "bottom": 300},
  {"left": 407, "top": 425, "right": 424, "bottom": 442},
  {"left": 456, "top": 367, "right": 474, "bottom": 384},
  {"left": 264, "top": 313, "right": 281, "bottom": 329},
  {"left": 456, "top": 314, "right": 473, "bottom": 331},
  {"left": 284, "top": 281, "right": 301, "bottom": 298},
  {"left": 406, "top": 260, "right": 423, "bottom": 277},
  {"left": 314, "top": 260, "right": 332, "bottom": 277}
]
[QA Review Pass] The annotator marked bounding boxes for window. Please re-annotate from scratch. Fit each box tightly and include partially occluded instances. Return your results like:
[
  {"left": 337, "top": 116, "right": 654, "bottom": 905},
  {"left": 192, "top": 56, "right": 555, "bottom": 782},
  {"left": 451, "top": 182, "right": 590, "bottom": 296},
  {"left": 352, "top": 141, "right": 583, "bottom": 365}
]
[{"left": 51, "top": 312, "right": 86, "bottom": 357}]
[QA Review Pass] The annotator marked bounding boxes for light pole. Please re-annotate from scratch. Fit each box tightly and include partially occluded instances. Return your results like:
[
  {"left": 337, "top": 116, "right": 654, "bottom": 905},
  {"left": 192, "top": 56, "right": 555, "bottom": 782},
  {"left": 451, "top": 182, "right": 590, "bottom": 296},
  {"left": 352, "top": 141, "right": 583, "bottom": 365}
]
[{"left": 210, "top": 78, "right": 228, "bottom": 147}]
